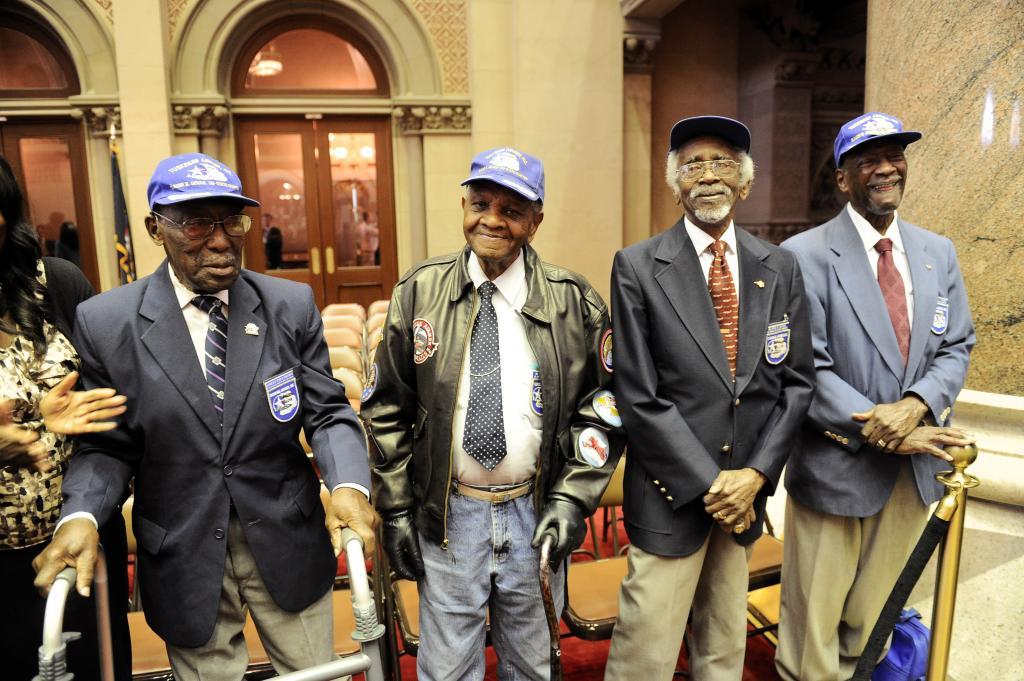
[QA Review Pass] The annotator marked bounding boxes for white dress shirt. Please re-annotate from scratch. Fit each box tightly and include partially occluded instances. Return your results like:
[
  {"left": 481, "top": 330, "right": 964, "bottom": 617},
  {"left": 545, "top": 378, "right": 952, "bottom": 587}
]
[
  {"left": 684, "top": 217, "right": 741, "bottom": 306},
  {"left": 452, "top": 250, "right": 544, "bottom": 486},
  {"left": 846, "top": 203, "right": 915, "bottom": 322}
]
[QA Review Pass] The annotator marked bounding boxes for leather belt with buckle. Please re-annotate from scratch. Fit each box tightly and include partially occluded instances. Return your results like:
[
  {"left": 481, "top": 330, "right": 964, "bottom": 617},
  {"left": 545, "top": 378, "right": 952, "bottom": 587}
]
[{"left": 452, "top": 480, "right": 533, "bottom": 504}]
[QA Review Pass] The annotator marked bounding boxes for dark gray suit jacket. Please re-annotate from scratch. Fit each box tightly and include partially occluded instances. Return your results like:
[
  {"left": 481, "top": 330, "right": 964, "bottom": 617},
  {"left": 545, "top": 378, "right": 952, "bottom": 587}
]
[
  {"left": 781, "top": 210, "right": 975, "bottom": 516},
  {"left": 60, "top": 264, "right": 370, "bottom": 647},
  {"left": 612, "top": 220, "right": 815, "bottom": 557}
]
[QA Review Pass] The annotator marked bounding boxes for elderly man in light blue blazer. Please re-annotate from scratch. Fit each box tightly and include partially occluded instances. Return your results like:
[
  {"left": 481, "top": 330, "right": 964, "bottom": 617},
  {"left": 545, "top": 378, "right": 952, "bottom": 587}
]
[{"left": 775, "top": 113, "right": 976, "bottom": 681}]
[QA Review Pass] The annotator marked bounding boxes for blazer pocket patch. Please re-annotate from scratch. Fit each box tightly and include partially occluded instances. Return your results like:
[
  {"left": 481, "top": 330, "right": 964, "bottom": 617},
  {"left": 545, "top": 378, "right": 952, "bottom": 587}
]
[
  {"left": 764, "top": 316, "right": 791, "bottom": 365},
  {"left": 264, "top": 367, "right": 301, "bottom": 423},
  {"left": 134, "top": 514, "right": 167, "bottom": 555}
]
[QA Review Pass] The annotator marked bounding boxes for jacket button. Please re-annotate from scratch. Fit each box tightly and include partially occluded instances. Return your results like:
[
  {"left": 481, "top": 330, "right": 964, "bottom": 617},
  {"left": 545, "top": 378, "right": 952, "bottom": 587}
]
[
  {"left": 734, "top": 398, "right": 741, "bottom": 407},
  {"left": 842, "top": 437, "right": 850, "bottom": 444},
  {"left": 652, "top": 480, "right": 660, "bottom": 485},
  {"left": 721, "top": 443, "right": 731, "bottom": 453},
  {"left": 666, "top": 496, "right": 674, "bottom": 502},
  {"left": 223, "top": 465, "right": 233, "bottom": 476},
  {"left": 659, "top": 487, "right": 667, "bottom": 493},
  {"left": 214, "top": 528, "right": 225, "bottom": 540}
]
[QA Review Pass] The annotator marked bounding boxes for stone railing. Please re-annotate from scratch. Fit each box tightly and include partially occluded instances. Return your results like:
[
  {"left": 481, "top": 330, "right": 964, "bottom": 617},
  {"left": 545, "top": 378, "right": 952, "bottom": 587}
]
[{"left": 951, "top": 389, "right": 1024, "bottom": 507}]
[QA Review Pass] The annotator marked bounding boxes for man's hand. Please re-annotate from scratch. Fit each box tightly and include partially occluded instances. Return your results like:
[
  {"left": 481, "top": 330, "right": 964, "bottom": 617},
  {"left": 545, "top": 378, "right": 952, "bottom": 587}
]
[
  {"left": 703, "top": 468, "right": 767, "bottom": 527},
  {"left": 892, "top": 426, "right": 974, "bottom": 462},
  {"left": 531, "top": 495, "right": 587, "bottom": 572},
  {"left": 723, "top": 507, "right": 756, "bottom": 535},
  {"left": 381, "top": 511, "right": 424, "bottom": 581},
  {"left": 40, "top": 372, "right": 127, "bottom": 436},
  {"left": 327, "top": 487, "right": 379, "bottom": 557},
  {"left": 32, "top": 518, "right": 100, "bottom": 597},
  {"left": 0, "top": 400, "right": 50, "bottom": 472},
  {"left": 852, "top": 396, "right": 929, "bottom": 452}
]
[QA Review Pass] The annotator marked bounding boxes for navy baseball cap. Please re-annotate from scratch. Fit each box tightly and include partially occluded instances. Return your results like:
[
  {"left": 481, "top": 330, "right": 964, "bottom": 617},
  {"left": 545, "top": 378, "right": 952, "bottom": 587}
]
[
  {"left": 669, "top": 115, "right": 751, "bottom": 153},
  {"left": 461, "top": 147, "right": 544, "bottom": 202},
  {"left": 147, "top": 153, "right": 260, "bottom": 209},
  {"left": 834, "top": 112, "right": 922, "bottom": 166}
]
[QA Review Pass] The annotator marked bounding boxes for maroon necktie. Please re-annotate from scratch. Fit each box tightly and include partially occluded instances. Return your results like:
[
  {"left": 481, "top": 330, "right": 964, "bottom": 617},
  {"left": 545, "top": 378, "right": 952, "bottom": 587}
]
[
  {"left": 874, "top": 238, "right": 910, "bottom": 365},
  {"left": 708, "top": 240, "right": 739, "bottom": 377}
]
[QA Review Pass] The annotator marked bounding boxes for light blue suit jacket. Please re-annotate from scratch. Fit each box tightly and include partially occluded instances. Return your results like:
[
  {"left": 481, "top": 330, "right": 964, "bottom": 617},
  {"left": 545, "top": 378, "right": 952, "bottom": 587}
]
[{"left": 781, "top": 209, "right": 975, "bottom": 516}]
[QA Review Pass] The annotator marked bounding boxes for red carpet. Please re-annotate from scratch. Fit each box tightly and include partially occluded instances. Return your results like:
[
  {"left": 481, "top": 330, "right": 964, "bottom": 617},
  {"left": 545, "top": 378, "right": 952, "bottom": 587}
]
[{"left": 392, "top": 512, "right": 783, "bottom": 680}]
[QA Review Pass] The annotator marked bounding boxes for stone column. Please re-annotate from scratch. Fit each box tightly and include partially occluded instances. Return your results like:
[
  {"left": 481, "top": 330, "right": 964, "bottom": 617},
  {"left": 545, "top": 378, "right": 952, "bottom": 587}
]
[
  {"left": 866, "top": 0, "right": 1024, "bottom": 396},
  {"left": 623, "top": 19, "right": 659, "bottom": 247},
  {"left": 112, "top": 0, "right": 174, "bottom": 278}
]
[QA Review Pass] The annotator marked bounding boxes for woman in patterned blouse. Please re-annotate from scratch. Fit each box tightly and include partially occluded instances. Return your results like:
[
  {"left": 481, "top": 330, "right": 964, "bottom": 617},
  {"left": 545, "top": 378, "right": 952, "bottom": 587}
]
[{"left": 0, "top": 155, "right": 130, "bottom": 681}]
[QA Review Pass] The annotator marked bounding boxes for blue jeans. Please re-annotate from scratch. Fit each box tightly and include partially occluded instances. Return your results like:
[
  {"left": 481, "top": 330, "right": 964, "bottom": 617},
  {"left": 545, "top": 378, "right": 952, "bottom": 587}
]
[{"left": 417, "top": 488, "right": 565, "bottom": 681}]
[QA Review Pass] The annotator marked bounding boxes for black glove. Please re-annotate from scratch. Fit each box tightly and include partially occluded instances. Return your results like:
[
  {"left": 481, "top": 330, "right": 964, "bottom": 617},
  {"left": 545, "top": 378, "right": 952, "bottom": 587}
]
[
  {"left": 531, "top": 495, "right": 587, "bottom": 572},
  {"left": 382, "top": 511, "right": 425, "bottom": 581}
]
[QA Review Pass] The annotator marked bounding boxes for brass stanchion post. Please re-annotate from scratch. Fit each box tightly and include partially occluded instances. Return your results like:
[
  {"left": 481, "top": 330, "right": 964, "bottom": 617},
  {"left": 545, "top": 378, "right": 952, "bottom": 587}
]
[{"left": 926, "top": 444, "right": 979, "bottom": 681}]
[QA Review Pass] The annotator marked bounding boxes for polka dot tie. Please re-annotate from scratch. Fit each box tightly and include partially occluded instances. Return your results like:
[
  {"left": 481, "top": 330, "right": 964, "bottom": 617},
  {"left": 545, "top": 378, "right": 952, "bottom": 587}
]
[
  {"left": 462, "top": 281, "right": 507, "bottom": 471},
  {"left": 192, "top": 295, "right": 228, "bottom": 428},
  {"left": 708, "top": 240, "right": 739, "bottom": 377}
]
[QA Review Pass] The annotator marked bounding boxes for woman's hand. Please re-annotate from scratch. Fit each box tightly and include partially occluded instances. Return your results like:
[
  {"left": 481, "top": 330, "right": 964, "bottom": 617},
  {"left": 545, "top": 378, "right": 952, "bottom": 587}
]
[
  {"left": 0, "top": 401, "right": 51, "bottom": 472},
  {"left": 40, "top": 371, "right": 127, "bottom": 435}
]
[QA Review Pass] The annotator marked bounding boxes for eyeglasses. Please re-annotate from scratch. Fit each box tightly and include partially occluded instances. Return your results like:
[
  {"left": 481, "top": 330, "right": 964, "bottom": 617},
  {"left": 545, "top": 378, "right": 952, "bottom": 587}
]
[
  {"left": 152, "top": 212, "right": 252, "bottom": 240},
  {"left": 676, "top": 159, "right": 740, "bottom": 182}
]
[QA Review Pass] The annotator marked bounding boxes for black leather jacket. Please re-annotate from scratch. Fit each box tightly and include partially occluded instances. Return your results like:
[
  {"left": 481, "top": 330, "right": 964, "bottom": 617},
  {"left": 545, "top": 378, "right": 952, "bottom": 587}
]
[{"left": 363, "top": 246, "right": 624, "bottom": 547}]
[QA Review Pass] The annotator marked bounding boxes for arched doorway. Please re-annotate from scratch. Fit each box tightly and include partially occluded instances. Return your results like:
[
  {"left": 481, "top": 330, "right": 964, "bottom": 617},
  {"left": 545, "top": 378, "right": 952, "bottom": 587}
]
[
  {"left": 231, "top": 18, "right": 397, "bottom": 310},
  {"left": 0, "top": 13, "right": 100, "bottom": 289}
]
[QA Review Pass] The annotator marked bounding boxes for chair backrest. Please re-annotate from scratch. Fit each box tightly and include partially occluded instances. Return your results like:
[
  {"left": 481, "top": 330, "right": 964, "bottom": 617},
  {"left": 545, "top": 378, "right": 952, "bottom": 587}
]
[
  {"left": 367, "top": 299, "right": 389, "bottom": 318},
  {"left": 332, "top": 366, "right": 363, "bottom": 399},
  {"left": 323, "top": 302, "right": 366, "bottom": 320},
  {"left": 366, "top": 312, "right": 386, "bottom": 335},
  {"left": 323, "top": 315, "right": 364, "bottom": 334},
  {"left": 324, "top": 327, "right": 362, "bottom": 350},
  {"left": 328, "top": 346, "right": 363, "bottom": 374}
]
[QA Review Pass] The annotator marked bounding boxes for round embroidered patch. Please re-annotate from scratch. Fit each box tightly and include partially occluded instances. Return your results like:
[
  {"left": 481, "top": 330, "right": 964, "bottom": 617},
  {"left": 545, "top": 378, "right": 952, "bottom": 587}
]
[
  {"left": 412, "top": 318, "right": 439, "bottom": 364},
  {"left": 361, "top": 363, "right": 378, "bottom": 402},
  {"left": 599, "top": 329, "right": 613, "bottom": 373},
  {"left": 592, "top": 390, "right": 622, "bottom": 427},
  {"left": 578, "top": 426, "right": 611, "bottom": 468}
]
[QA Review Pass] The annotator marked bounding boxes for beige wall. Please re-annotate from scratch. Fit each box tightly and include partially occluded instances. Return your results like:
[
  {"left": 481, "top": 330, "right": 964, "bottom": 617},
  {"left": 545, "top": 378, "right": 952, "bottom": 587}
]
[
  {"left": 466, "top": 0, "right": 624, "bottom": 301},
  {"left": 866, "top": 0, "right": 1024, "bottom": 395},
  {"left": 650, "top": 0, "right": 739, "bottom": 234}
]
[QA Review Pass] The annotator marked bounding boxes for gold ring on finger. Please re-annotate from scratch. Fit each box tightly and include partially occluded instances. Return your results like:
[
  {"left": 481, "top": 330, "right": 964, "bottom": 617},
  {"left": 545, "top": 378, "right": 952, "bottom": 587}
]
[{"left": 877, "top": 439, "right": 887, "bottom": 449}]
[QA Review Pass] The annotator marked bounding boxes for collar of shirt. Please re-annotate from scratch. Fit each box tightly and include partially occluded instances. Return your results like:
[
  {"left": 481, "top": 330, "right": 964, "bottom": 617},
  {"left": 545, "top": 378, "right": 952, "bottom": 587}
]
[
  {"left": 467, "top": 249, "right": 527, "bottom": 311},
  {"left": 684, "top": 216, "right": 738, "bottom": 258},
  {"left": 846, "top": 202, "right": 905, "bottom": 256},
  {"left": 167, "top": 262, "right": 230, "bottom": 312}
]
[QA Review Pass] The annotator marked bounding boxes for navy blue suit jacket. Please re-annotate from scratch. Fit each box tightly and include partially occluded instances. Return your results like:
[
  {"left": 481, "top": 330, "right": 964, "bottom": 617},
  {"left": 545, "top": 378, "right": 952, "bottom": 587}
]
[
  {"left": 60, "top": 264, "right": 370, "bottom": 647},
  {"left": 612, "top": 221, "right": 815, "bottom": 557}
]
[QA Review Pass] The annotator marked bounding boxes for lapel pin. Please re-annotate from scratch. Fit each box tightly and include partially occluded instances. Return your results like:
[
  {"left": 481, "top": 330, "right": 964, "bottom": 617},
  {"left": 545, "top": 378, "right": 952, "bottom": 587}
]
[
  {"left": 754, "top": 280, "right": 765, "bottom": 288},
  {"left": 926, "top": 264, "right": 933, "bottom": 270},
  {"left": 245, "top": 323, "right": 260, "bottom": 336}
]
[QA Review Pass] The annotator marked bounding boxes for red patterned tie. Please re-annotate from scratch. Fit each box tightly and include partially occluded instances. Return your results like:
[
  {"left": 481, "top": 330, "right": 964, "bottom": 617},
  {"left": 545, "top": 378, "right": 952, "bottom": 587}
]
[
  {"left": 708, "top": 240, "right": 739, "bottom": 377},
  {"left": 874, "top": 238, "right": 910, "bottom": 365}
]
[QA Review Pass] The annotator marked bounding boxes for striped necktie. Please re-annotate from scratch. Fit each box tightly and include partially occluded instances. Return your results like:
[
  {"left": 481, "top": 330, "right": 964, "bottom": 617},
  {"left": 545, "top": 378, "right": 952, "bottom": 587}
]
[
  {"left": 192, "top": 295, "right": 228, "bottom": 426},
  {"left": 708, "top": 239, "right": 739, "bottom": 377}
]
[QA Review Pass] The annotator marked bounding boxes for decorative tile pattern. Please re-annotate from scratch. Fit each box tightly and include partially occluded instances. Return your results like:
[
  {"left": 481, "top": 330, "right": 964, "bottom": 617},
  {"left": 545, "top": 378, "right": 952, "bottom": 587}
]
[
  {"left": 411, "top": 0, "right": 469, "bottom": 95},
  {"left": 91, "top": 0, "right": 113, "bottom": 24},
  {"left": 167, "top": 0, "right": 193, "bottom": 38}
]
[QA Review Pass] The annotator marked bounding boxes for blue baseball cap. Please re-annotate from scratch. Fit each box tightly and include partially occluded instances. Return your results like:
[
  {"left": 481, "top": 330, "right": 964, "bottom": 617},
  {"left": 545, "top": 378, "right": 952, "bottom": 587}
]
[
  {"left": 147, "top": 153, "right": 260, "bottom": 209},
  {"left": 669, "top": 115, "right": 751, "bottom": 153},
  {"left": 834, "top": 112, "right": 922, "bottom": 167},
  {"left": 461, "top": 147, "right": 544, "bottom": 202}
]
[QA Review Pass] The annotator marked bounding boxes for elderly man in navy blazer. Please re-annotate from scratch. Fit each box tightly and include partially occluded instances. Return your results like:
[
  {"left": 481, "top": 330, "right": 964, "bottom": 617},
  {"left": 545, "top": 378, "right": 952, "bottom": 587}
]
[
  {"left": 604, "top": 116, "right": 815, "bottom": 681},
  {"left": 775, "top": 113, "right": 976, "bottom": 681},
  {"left": 34, "top": 153, "right": 378, "bottom": 681}
]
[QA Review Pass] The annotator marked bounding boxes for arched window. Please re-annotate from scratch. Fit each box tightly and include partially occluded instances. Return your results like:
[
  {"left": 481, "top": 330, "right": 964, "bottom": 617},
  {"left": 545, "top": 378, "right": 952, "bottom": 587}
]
[
  {"left": 0, "top": 20, "right": 80, "bottom": 97},
  {"left": 232, "top": 19, "right": 388, "bottom": 96}
]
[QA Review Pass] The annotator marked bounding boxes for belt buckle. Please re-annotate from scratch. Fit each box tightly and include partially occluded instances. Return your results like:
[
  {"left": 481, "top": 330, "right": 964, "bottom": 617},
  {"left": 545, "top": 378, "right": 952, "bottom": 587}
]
[{"left": 495, "top": 491, "right": 511, "bottom": 503}]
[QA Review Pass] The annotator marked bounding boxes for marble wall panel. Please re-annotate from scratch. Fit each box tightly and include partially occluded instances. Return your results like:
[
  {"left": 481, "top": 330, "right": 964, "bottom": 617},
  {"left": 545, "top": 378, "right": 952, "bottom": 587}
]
[{"left": 866, "top": 0, "right": 1024, "bottom": 395}]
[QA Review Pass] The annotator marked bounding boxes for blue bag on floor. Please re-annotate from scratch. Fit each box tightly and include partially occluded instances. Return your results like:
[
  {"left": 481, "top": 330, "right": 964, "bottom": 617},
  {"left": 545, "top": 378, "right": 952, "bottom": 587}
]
[{"left": 872, "top": 608, "right": 930, "bottom": 681}]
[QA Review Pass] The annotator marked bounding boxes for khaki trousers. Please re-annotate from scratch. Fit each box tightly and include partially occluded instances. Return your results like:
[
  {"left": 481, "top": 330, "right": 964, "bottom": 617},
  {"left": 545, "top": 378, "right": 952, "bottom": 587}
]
[
  {"left": 604, "top": 526, "right": 752, "bottom": 681},
  {"left": 776, "top": 461, "right": 929, "bottom": 681},
  {"left": 166, "top": 513, "right": 337, "bottom": 681}
]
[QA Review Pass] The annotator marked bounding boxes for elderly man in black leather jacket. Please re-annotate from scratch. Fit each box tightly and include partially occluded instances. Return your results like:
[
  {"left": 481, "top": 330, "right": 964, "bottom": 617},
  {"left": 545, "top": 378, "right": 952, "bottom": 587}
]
[{"left": 363, "top": 147, "right": 623, "bottom": 680}]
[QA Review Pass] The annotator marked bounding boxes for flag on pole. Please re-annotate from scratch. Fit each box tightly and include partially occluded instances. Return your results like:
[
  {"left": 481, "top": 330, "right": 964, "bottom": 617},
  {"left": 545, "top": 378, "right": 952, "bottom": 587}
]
[{"left": 110, "top": 135, "right": 137, "bottom": 285}]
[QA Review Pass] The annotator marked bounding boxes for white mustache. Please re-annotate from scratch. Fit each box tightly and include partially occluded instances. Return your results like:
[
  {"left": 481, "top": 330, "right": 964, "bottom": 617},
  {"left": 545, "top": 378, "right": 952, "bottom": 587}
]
[{"left": 689, "top": 183, "right": 733, "bottom": 200}]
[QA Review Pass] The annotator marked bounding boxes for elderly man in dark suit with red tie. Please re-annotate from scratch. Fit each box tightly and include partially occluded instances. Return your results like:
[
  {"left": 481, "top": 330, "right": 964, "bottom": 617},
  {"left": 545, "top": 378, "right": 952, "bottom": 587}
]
[{"left": 603, "top": 116, "right": 815, "bottom": 680}]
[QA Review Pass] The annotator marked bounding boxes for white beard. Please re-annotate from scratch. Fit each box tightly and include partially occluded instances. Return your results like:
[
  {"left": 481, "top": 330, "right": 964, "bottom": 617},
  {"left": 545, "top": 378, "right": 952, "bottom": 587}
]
[{"left": 689, "top": 183, "right": 735, "bottom": 224}]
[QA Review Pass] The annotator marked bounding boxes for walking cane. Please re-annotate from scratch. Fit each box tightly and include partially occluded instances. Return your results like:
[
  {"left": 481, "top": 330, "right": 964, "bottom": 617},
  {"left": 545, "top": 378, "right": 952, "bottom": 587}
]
[{"left": 539, "top": 532, "right": 563, "bottom": 681}]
